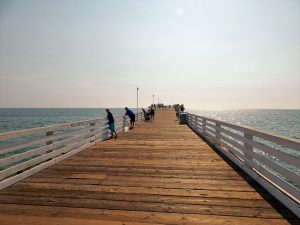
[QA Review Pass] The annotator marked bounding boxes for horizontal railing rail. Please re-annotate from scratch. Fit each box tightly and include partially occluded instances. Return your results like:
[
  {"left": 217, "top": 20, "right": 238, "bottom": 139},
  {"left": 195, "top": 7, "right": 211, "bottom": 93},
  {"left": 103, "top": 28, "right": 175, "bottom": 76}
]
[
  {"left": 0, "top": 112, "right": 143, "bottom": 190},
  {"left": 186, "top": 113, "right": 300, "bottom": 217}
]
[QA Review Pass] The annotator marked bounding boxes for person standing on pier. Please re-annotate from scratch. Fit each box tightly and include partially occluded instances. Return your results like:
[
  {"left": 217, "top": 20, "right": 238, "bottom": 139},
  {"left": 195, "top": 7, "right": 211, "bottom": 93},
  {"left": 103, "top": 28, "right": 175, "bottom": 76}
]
[
  {"left": 150, "top": 107, "right": 155, "bottom": 122},
  {"left": 180, "top": 104, "right": 185, "bottom": 112},
  {"left": 106, "top": 109, "right": 117, "bottom": 139},
  {"left": 125, "top": 107, "right": 135, "bottom": 129},
  {"left": 175, "top": 104, "right": 180, "bottom": 120}
]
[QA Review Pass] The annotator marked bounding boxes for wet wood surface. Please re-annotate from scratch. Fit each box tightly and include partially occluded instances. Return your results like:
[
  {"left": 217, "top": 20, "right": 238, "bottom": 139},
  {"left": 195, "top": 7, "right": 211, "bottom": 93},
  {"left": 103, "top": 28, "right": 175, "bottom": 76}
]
[{"left": 0, "top": 109, "right": 298, "bottom": 224}]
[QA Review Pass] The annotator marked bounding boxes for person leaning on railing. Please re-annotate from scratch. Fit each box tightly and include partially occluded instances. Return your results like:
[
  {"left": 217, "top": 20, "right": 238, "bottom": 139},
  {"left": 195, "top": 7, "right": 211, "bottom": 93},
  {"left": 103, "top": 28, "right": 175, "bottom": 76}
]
[
  {"left": 125, "top": 107, "right": 136, "bottom": 129},
  {"left": 106, "top": 109, "right": 117, "bottom": 139}
]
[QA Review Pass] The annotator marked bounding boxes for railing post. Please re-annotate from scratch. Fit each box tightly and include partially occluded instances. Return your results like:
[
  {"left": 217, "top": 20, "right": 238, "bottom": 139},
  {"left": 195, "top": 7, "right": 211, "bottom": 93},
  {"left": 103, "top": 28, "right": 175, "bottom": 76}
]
[
  {"left": 90, "top": 122, "right": 96, "bottom": 143},
  {"left": 45, "top": 131, "right": 54, "bottom": 155},
  {"left": 203, "top": 118, "right": 207, "bottom": 135},
  {"left": 215, "top": 122, "right": 221, "bottom": 146},
  {"left": 195, "top": 116, "right": 199, "bottom": 131},
  {"left": 244, "top": 132, "right": 254, "bottom": 168},
  {"left": 101, "top": 120, "right": 109, "bottom": 140},
  {"left": 123, "top": 115, "right": 127, "bottom": 133},
  {"left": 46, "top": 131, "right": 53, "bottom": 145}
]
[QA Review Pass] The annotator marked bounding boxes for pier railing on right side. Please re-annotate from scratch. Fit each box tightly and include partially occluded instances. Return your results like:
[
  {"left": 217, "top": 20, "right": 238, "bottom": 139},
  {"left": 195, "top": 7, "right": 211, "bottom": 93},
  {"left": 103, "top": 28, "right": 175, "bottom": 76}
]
[{"left": 186, "top": 113, "right": 300, "bottom": 217}]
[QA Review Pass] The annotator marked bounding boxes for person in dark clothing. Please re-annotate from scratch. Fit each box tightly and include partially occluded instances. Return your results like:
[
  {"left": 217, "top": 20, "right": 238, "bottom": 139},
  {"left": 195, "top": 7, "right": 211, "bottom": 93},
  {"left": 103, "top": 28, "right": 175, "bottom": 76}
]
[
  {"left": 175, "top": 104, "right": 180, "bottom": 119},
  {"left": 106, "top": 109, "right": 117, "bottom": 139},
  {"left": 142, "top": 108, "right": 151, "bottom": 121},
  {"left": 180, "top": 104, "right": 185, "bottom": 112},
  {"left": 125, "top": 107, "right": 135, "bottom": 129},
  {"left": 150, "top": 107, "right": 155, "bottom": 122}
]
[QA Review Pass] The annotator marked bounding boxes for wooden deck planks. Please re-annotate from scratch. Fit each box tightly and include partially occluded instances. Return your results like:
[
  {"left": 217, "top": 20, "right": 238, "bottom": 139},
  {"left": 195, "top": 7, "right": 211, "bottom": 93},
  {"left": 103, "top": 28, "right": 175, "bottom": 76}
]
[{"left": 0, "top": 109, "right": 298, "bottom": 224}]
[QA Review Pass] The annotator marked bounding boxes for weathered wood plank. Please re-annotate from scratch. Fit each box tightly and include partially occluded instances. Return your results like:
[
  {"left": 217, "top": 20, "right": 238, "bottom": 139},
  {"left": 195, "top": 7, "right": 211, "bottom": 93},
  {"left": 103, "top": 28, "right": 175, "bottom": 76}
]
[
  {"left": 0, "top": 188, "right": 279, "bottom": 208},
  {"left": 0, "top": 214, "right": 162, "bottom": 225},
  {"left": 0, "top": 203, "right": 296, "bottom": 225},
  {"left": 0, "top": 194, "right": 294, "bottom": 219}
]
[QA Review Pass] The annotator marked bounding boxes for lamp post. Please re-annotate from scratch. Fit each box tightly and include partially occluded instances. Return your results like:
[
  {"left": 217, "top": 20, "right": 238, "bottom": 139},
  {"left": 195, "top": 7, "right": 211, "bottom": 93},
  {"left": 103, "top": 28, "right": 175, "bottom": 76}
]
[
  {"left": 137, "top": 87, "right": 139, "bottom": 122},
  {"left": 152, "top": 94, "right": 154, "bottom": 105}
]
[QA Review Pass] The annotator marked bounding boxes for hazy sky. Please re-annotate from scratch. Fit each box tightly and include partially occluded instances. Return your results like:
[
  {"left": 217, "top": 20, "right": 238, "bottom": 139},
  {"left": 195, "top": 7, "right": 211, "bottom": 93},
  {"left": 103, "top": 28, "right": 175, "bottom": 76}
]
[{"left": 0, "top": 0, "right": 299, "bottom": 109}]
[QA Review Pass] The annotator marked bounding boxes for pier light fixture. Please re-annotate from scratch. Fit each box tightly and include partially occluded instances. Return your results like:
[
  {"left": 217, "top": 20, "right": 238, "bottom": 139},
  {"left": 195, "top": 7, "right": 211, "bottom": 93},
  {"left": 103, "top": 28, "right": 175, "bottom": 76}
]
[
  {"left": 137, "top": 87, "right": 139, "bottom": 122},
  {"left": 153, "top": 94, "right": 154, "bottom": 105}
]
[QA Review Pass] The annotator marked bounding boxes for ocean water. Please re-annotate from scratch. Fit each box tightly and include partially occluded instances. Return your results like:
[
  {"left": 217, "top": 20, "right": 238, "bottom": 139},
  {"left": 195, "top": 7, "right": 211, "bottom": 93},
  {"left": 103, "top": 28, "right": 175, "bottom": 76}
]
[
  {"left": 0, "top": 108, "right": 134, "bottom": 156},
  {"left": 188, "top": 109, "right": 300, "bottom": 140},
  {"left": 0, "top": 108, "right": 128, "bottom": 133},
  {"left": 0, "top": 108, "right": 299, "bottom": 138}
]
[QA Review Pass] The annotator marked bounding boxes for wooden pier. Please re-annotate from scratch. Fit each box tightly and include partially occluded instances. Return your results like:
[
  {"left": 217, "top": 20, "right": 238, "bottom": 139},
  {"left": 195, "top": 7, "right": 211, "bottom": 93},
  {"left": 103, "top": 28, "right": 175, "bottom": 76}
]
[{"left": 0, "top": 109, "right": 298, "bottom": 224}]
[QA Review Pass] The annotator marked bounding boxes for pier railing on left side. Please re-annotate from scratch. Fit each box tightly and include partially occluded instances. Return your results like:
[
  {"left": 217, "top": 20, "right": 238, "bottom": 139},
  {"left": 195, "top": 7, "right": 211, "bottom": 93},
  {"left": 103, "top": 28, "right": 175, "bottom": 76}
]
[
  {"left": 186, "top": 113, "right": 300, "bottom": 217},
  {"left": 0, "top": 112, "right": 143, "bottom": 190}
]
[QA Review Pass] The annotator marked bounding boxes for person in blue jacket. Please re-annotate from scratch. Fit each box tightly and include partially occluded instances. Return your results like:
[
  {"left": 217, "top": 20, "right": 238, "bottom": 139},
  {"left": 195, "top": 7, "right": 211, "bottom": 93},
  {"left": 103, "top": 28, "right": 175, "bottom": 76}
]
[{"left": 125, "top": 107, "right": 135, "bottom": 129}]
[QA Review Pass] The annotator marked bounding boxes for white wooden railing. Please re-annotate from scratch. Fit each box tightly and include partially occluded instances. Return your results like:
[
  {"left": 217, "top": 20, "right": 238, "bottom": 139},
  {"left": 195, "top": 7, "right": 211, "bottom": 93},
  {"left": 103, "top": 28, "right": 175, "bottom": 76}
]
[
  {"left": 186, "top": 113, "right": 300, "bottom": 217},
  {"left": 0, "top": 112, "right": 143, "bottom": 190}
]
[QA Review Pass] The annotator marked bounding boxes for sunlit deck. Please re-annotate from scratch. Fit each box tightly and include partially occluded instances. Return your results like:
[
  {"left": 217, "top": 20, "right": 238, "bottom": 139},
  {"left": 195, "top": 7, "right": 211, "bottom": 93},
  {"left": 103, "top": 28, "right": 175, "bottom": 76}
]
[{"left": 0, "top": 109, "right": 298, "bottom": 224}]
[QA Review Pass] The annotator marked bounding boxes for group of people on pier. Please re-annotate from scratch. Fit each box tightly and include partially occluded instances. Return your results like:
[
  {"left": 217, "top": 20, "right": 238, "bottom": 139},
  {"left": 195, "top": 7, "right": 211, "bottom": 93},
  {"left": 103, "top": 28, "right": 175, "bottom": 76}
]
[
  {"left": 105, "top": 107, "right": 136, "bottom": 139},
  {"left": 142, "top": 105, "right": 155, "bottom": 122},
  {"left": 106, "top": 106, "right": 154, "bottom": 139},
  {"left": 106, "top": 103, "right": 184, "bottom": 139},
  {"left": 174, "top": 104, "right": 185, "bottom": 119}
]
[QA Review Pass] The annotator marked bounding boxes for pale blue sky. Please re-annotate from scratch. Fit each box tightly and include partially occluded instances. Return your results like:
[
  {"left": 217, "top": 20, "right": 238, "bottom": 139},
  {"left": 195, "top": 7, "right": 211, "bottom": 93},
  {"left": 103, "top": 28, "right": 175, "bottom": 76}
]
[{"left": 0, "top": 0, "right": 299, "bottom": 109}]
